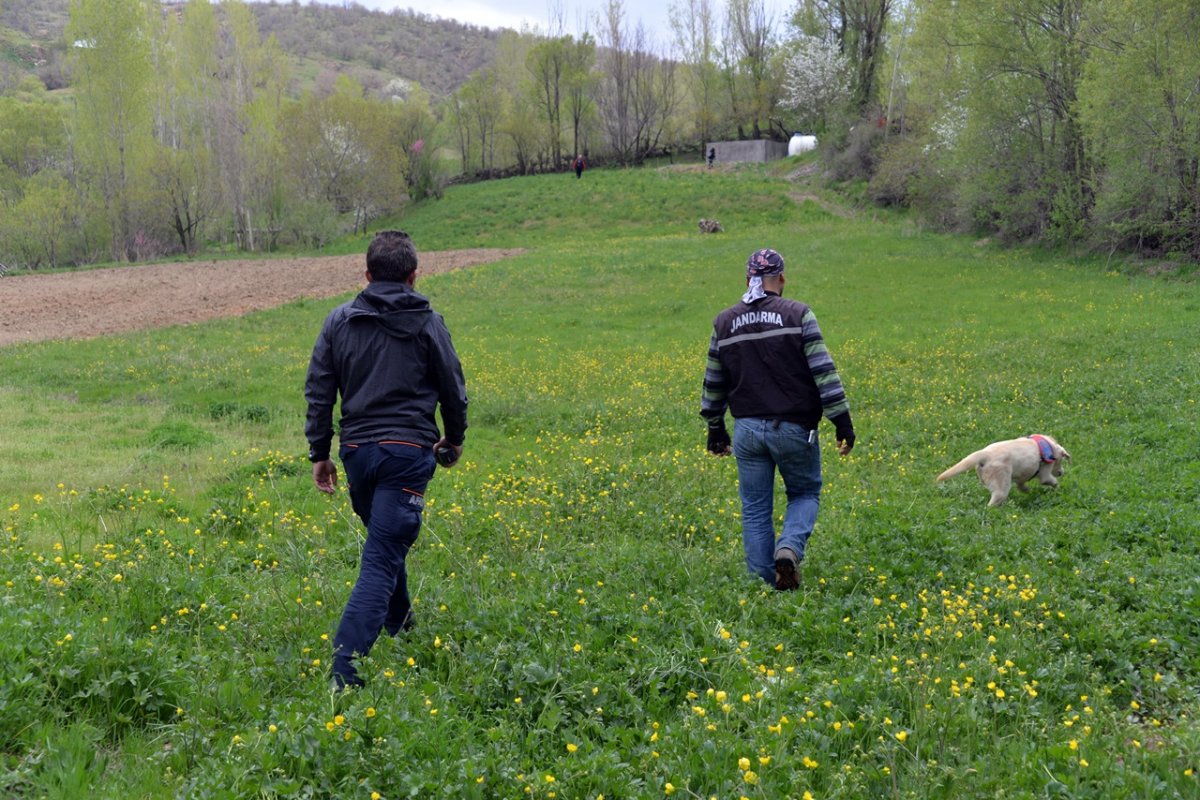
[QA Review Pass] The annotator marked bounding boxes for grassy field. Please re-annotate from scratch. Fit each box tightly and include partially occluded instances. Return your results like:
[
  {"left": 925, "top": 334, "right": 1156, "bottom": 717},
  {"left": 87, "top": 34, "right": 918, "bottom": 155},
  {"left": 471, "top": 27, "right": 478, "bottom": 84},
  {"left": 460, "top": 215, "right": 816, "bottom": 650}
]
[{"left": 1, "top": 160, "right": 1198, "bottom": 798}]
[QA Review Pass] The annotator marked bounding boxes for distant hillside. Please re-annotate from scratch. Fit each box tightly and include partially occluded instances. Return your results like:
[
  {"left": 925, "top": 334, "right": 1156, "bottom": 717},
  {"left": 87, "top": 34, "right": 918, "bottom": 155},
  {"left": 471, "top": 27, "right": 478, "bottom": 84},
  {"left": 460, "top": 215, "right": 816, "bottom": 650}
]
[
  {"left": 0, "top": 0, "right": 69, "bottom": 90},
  {"left": 0, "top": 0, "right": 503, "bottom": 98},
  {"left": 248, "top": 1, "right": 503, "bottom": 98}
]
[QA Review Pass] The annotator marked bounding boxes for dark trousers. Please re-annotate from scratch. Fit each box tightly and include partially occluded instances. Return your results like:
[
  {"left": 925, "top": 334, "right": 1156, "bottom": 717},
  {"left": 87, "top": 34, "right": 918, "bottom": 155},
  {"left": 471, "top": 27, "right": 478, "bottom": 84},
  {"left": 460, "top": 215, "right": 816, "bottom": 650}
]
[{"left": 332, "top": 441, "right": 435, "bottom": 687}]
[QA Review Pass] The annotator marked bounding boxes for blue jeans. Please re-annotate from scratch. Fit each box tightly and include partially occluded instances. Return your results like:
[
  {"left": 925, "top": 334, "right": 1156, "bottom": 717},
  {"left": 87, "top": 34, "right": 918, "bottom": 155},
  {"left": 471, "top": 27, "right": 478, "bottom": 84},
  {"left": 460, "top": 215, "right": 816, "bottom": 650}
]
[
  {"left": 733, "top": 418, "right": 823, "bottom": 586},
  {"left": 333, "top": 441, "right": 435, "bottom": 687}
]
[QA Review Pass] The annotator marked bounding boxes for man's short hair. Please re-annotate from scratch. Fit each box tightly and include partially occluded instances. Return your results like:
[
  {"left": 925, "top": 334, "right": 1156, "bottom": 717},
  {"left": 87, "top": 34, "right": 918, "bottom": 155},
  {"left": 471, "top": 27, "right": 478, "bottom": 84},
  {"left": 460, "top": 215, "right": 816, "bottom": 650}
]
[{"left": 366, "top": 230, "right": 418, "bottom": 282}]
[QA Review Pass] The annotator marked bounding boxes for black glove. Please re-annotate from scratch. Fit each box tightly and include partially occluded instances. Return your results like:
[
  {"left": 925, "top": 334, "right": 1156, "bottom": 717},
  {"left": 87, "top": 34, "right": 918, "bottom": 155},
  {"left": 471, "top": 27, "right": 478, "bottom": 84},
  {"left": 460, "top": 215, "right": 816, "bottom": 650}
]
[
  {"left": 435, "top": 446, "right": 460, "bottom": 467},
  {"left": 706, "top": 418, "right": 731, "bottom": 454},
  {"left": 831, "top": 411, "right": 855, "bottom": 453}
]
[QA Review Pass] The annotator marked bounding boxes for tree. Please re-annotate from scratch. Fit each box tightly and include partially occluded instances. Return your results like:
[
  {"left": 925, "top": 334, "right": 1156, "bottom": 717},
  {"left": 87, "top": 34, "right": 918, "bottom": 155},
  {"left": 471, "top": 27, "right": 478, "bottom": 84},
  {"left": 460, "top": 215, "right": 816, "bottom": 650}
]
[
  {"left": 282, "top": 75, "right": 410, "bottom": 233},
  {"left": 595, "top": 0, "right": 677, "bottom": 163},
  {"left": 796, "top": 0, "right": 893, "bottom": 115},
  {"left": 924, "top": 0, "right": 1090, "bottom": 243},
  {"left": 596, "top": 0, "right": 635, "bottom": 159},
  {"left": 494, "top": 29, "right": 546, "bottom": 171},
  {"left": 500, "top": 91, "right": 543, "bottom": 174},
  {"left": 213, "top": 0, "right": 289, "bottom": 251},
  {"left": 390, "top": 87, "right": 440, "bottom": 199},
  {"left": 1079, "top": 0, "right": 1200, "bottom": 258},
  {"left": 149, "top": 0, "right": 223, "bottom": 254},
  {"left": 527, "top": 35, "right": 569, "bottom": 167},
  {"left": 7, "top": 172, "right": 77, "bottom": 268},
  {"left": 453, "top": 68, "right": 503, "bottom": 173},
  {"left": 670, "top": 0, "right": 723, "bottom": 148},
  {"left": 66, "top": 0, "right": 156, "bottom": 261},
  {"left": 783, "top": 35, "right": 850, "bottom": 134},
  {"left": 562, "top": 33, "right": 597, "bottom": 161},
  {"left": 441, "top": 91, "right": 473, "bottom": 175},
  {"left": 0, "top": 86, "right": 67, "bottom": 183},
  {"left": 722, "top": 0, "right": 778, "bottom": 139}
]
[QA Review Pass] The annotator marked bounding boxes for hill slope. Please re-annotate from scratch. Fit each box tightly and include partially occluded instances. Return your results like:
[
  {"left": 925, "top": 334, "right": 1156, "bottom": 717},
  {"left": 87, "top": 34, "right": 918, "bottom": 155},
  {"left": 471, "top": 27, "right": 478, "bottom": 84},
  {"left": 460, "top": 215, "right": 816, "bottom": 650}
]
[{"left": 0, "top": 0, "right": 502, "bottom": 97}]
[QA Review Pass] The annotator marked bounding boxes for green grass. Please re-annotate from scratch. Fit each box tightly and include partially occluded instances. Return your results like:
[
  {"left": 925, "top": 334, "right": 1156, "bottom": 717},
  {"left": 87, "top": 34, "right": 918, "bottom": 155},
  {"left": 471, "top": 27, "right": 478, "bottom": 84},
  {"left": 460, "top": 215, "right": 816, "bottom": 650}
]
[{"left": 1, "top": 160, "right": 1198, "bottom": 798}]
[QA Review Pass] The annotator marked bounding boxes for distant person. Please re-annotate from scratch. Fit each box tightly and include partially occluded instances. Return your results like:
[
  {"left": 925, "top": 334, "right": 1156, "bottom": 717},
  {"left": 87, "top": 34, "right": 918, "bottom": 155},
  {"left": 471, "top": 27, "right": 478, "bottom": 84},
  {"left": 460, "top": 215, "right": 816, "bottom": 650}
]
[
  {"left": 305, "top": 230, "right": 468, "bottom": 689},
  {"left": 707, "top": 147, "right": 715, "bottom": 168},
  {"left": 574, "top": 154, "right": 586, "bottom": 179},
  {"left": 700, "top": 248, "right": 854, "bottom": 590}
]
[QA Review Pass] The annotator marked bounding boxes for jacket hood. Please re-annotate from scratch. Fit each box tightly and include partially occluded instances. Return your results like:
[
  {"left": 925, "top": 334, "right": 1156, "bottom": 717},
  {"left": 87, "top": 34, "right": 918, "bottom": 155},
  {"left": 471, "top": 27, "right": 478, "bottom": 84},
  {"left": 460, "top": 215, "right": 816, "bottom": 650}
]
[{"left": 347, "top": 281, "right": 433, "bottom": 338}]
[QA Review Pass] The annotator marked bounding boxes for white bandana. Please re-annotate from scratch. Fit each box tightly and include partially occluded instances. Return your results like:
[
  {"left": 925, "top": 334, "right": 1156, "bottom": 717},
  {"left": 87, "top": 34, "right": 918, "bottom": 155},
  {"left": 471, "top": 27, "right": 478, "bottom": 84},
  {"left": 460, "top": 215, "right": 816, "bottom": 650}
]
[{"left": 742, "top": 277, "right": 767, "bottom": 304}]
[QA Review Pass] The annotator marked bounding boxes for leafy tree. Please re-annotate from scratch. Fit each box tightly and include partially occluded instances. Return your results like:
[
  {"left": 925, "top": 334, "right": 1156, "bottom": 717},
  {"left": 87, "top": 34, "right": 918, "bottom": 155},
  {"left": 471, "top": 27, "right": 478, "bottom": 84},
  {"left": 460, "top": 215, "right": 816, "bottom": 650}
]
[
  {"left": 527, "top": 35, "right": 569, "bottom": 167},
  {"left": 494, "top": 29, "right": 545, "bottom": 172},
  {"left": 447, "top": 68, "right": 504, "bottom": 174},
  {"left": 500, "top": 91, "right": 543, "bottom": 174},
  {"left": 1079, "top": 0, "right": 1200, "bottom": 258},
  {"left": 66, "top": 0, "right": 156, "bottom": 261},
  {"left": 0, "top": 85, "right": 67, "bottom": 182},
  {"left": 795, "top": 0, "right": 893, "bottom": 115},
  {"left": 149, "top": 0, "right": 222, "bottom": 254},
  {"left": 900, "top": 0, "right": 1090, "bottom": 243},
  {"left": 390, "top": 87, "right": 440, "bottom": 199},
  {"left": 282, "top": 75, "right": 410, "bottom": 233},
  {"left": 596, "top": 0, "right": 635, "bottom": 159},
  {"left": 441, "top": 91, "right": 472, "bottom": 174},
  {"left": 7, "top": 171, "right": 76, "bottom": 268},
  {"left": 213, "top": 0, "right": 289, "bottom": 251}
]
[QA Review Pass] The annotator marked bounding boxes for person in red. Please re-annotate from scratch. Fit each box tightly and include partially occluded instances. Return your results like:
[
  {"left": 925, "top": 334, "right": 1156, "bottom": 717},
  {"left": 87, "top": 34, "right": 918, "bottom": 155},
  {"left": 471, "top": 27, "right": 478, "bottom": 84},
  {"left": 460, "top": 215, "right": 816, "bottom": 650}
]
[{"left": 573, "top": 154, "right": 586, "bottom": 179}]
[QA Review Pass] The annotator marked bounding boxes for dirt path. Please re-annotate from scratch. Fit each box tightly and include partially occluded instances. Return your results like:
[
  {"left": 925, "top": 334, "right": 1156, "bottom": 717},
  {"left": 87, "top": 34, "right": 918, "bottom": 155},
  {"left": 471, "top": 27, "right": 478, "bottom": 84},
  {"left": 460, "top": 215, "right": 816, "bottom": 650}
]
[{"left": 0, "top": 249, "right": 522, "bottom": 346}]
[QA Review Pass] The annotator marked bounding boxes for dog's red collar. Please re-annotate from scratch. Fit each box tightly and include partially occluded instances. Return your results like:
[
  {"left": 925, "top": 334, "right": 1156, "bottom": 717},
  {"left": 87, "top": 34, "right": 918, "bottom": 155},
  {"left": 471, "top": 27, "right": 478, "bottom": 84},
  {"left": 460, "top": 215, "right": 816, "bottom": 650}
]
[{"left": 1028, "top": 434, "right": 1056, "bottom": 463}]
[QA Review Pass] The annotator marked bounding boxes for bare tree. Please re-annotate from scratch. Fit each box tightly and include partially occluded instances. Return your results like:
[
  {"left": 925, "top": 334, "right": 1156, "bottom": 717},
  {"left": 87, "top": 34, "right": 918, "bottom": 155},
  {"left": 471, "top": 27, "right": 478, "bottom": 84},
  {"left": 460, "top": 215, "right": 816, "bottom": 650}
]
[
  {"left": 595, "top": 0, "right": 678, "bottom": 163},
  {"left": 669, "top": 0, "right": 722, "bottom": 147},
  {"left": 563, "top": 32, "right": 597, "bottom": 160},
  {"left": 722, "top": 0, "right": 778, "bottom": 140}
]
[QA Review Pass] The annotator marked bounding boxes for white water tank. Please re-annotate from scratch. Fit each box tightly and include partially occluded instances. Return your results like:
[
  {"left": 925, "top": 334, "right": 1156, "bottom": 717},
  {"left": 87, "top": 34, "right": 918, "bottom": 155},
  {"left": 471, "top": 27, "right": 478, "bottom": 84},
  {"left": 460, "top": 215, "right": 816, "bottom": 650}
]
[{"left": 788, "top": 134, "right": 817, "bottom": 155}]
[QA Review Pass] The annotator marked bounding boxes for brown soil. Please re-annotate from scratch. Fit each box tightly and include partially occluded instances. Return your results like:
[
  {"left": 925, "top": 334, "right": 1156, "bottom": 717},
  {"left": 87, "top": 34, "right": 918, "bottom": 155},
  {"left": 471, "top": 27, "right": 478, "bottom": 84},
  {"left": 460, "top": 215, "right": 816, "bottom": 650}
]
[{"left": 0, "top": 249, "right": 523, "bottom": 346}]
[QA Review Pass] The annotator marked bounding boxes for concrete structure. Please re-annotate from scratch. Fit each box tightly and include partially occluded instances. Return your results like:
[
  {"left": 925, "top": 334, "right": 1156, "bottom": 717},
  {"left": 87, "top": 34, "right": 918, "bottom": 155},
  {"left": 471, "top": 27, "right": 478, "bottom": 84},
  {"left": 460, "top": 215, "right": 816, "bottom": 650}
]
[{"left": 707, "top": 139, "right": 790, "bottom": 165}]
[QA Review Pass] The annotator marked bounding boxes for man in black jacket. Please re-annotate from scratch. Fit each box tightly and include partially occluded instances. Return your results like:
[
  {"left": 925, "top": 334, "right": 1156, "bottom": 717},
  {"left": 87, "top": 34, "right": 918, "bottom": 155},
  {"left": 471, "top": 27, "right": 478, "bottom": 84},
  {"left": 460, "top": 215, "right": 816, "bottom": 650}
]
[
  {"left": 305, "top": 230, "right": 468, "bottom": 688},
  {"left": 701, "top": 248, "right": 854, "bottom": 590}
]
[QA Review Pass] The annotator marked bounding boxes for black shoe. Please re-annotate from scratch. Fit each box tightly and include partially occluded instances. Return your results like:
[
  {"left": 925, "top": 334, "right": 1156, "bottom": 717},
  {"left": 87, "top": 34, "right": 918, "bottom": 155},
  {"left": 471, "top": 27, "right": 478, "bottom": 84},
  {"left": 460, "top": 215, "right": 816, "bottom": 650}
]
[{"left": 774, "top": 548, "right": 800, "bottom": 591}]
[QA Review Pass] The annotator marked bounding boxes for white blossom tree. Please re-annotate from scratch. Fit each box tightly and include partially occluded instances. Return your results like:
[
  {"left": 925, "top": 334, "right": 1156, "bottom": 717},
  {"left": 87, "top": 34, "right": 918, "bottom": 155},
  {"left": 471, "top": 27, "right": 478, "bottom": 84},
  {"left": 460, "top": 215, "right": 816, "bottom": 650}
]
[{"left": 783, "top": 35, "right": 849, "bottom": 134}]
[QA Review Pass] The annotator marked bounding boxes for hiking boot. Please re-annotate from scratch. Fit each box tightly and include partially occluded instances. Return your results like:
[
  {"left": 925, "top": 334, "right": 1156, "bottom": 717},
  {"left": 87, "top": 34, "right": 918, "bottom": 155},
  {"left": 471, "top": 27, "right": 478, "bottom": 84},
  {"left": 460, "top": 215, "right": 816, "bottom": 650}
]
[{"left": 774, "top": 547, "right": 800, "bottom": 591}]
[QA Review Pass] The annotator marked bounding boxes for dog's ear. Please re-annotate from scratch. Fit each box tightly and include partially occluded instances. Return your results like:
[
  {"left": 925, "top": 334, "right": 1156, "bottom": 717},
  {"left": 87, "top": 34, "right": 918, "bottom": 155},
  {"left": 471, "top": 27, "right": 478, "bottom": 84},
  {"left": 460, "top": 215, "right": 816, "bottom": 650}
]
[{"left": 1059, "top": 447, "right": 1072, "bottom": 463}]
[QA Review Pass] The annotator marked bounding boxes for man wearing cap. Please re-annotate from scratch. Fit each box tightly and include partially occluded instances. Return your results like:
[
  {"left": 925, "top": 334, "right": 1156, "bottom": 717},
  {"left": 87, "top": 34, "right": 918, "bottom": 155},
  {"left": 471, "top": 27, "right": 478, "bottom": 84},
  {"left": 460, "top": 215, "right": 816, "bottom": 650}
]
[
  {"left": 700, "top": 248, "right": 855, "bottom": 590},
  {"left": 305, "top": 230, "right": 468, "bottom": 688}
]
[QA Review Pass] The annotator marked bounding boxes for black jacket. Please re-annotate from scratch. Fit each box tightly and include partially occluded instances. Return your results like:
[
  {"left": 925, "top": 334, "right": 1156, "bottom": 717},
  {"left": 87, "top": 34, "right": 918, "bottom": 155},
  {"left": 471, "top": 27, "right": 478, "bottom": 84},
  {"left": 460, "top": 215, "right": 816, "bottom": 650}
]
[
  {"left": 701, "top": 293, "right": 851, "bottom": 434},
  {"left": 305, "top": 281, "right": 468, "bottom": 461}
]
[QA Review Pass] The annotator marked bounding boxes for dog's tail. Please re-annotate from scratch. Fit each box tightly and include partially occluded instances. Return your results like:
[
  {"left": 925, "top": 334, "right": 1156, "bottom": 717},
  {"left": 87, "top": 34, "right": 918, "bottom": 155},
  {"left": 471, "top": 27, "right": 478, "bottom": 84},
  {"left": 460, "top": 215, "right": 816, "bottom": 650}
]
[{"left": 936, "top": 451, "right": 986, "bottom": 483}]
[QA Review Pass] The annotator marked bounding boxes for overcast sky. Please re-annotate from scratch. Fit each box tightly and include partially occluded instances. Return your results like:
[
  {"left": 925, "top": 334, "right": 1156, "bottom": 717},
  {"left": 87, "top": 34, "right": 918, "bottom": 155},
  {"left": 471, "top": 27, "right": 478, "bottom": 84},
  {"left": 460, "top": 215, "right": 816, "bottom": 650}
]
[{"left": 339, "top": 0, "right": 794, "bottom": 45}]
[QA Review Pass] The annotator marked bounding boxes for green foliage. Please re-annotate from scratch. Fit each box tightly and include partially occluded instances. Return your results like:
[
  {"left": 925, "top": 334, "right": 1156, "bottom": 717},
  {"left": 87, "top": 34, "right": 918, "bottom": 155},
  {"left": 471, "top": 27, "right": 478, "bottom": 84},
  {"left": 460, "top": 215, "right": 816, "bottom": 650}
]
[
  {"left": 282, "top": 74, "right": 411, "bottom": 234},
  {"left": 1077, "top": 0, "right": 1200, "bottom": 260},
  {"left": 66, "top": 0, "right": 157, "bottom": 262},
  {"left": 1, "top": 167, "right": 1199, "bottom": 796}
]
